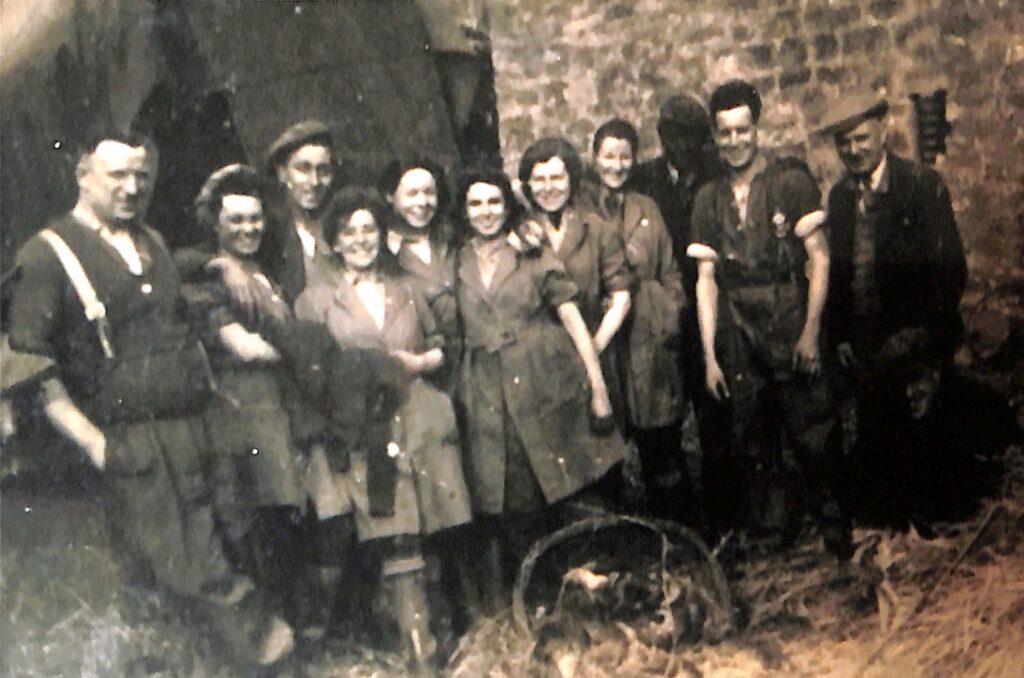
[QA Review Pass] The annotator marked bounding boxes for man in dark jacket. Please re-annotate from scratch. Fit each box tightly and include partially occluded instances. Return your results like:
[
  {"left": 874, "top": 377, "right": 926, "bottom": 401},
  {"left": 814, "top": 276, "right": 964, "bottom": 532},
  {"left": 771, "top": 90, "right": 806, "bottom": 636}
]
[
  {"left": 816, "top": 93, "right": 968, "bottom": 463},
  {"left": 8, "top": 131, "right": 293, "bottom": 668},
  {"left": 632, "top": 96, "right": 723, "bottom": 525},
  {"left": 632, "top": 95, "right": 720, "bottom": 268},
  {"left": 817, "top": 93, "right": 967, "bottom": 368}
]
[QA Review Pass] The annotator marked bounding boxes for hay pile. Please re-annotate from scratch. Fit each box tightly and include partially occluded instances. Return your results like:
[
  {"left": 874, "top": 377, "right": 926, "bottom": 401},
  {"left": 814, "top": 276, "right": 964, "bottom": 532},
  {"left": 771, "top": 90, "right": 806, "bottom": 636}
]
[{"left": 449, "top": 446, "right": 1024, "bottom": 678}]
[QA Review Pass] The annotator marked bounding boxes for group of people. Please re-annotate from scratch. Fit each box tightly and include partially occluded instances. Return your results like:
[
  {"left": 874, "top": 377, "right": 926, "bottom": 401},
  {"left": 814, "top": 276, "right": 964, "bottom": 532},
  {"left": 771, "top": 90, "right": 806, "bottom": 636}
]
[{"left": 7, "top": 74, "right": 1008, "bottom": 674}]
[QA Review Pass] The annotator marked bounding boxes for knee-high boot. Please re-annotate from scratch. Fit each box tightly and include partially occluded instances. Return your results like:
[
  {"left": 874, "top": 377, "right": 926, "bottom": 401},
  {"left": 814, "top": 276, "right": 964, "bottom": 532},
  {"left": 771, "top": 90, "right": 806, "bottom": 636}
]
[{"left": 383, "top": 562, "right": 439, "bottom": 677}]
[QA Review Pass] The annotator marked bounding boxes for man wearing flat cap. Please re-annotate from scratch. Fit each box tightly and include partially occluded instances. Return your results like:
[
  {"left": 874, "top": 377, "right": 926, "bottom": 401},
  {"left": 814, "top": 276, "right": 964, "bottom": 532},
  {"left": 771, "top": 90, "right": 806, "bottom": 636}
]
[
  {"left": 633, "top": 95, "right": 721, "bottom": 270},
  {"left": 255, "top": 119, "right": 340, "bottom": 304},
  {"left": 632, "top": 96, "right": 723, "bottom": 509},
  {"left": 818, "top": 92, "right": 966, "bottom": 368},
  {"left": 817, "top": 92, "right": 967, "bottom": 447}
]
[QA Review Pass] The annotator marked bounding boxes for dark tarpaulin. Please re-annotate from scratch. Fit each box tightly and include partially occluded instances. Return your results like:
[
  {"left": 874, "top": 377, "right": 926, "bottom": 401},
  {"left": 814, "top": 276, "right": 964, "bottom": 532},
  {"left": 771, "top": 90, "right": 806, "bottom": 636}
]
[{"left": 181, "top": 0, "right": 461, "bottom": 179}]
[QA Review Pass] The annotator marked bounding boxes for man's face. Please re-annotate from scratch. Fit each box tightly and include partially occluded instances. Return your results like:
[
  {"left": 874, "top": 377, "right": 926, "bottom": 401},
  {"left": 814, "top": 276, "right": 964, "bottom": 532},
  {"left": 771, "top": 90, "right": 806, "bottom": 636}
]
[
  {"left": 714, "top": 105, "right": 759, "bottom": 171},
  {"left": 528, "top": 156, "right": 571, "bottom": 214},
  {"left": 77, "top": 140, "right": 155, "bottom": 226},
  {"left": 278, "top": 143, "right": 334, "bottom": 212},
  {"left": 834, "top": 118, "right": 887, "bottom": 177},
  {"left": 595, "top": 136, "right": 634, "bottom": 190},
  {"left": 393, "top": 167, "right": 439, "bottom": 229},
  {"left": 216, "top": 193, "right": 265, "bottom": 259},
  {"left": 659, "top": 124, "right": 705, "bottom": 173}
]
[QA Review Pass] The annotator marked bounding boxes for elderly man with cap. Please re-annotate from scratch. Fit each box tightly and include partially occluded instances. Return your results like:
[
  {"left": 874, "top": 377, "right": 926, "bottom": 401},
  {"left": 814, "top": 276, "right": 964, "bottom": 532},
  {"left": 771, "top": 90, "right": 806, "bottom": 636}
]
[
  {"left": 816, "top": 92, "right": 967, "bottom": 374},
  {"left": 688, "top": 80, "right": 847, "bottom": 553}
]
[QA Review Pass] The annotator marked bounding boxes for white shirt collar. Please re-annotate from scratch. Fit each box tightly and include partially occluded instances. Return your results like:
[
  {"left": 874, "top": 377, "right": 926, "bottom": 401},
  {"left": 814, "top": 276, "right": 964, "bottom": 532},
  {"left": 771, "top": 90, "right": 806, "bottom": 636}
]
[
  {"left": 72, "top": 205, "right": 144, "bottom": 275},
  {"left": 869, "top": 153, "right": 889, "bottom": 192}
]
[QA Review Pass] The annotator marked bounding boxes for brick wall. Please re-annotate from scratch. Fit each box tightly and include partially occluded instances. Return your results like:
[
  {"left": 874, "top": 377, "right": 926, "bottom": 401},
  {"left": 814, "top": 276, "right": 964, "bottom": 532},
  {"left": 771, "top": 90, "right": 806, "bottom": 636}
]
[{"left": 478, "top": 0, "right": 1024, "bottom": 282}]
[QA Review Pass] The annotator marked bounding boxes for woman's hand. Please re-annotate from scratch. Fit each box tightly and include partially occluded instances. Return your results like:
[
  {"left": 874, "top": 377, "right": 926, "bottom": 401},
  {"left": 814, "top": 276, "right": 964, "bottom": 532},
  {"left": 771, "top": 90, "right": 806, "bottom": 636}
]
[
  {"left": 208, "top": 256, "right": 261, "bottom": 314},
  {"left": 391, "top": 348, "right": 444, "bottom": 376}
]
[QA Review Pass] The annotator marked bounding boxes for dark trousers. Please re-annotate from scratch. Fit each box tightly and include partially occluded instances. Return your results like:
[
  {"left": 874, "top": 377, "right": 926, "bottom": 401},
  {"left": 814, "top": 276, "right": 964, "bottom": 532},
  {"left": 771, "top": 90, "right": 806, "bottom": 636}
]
[
  {"left": 631, "top": 422, "right": 695, "bottom": 526},
  {"left": 102, "top": 416, "right": 269, "bottom": 663}
]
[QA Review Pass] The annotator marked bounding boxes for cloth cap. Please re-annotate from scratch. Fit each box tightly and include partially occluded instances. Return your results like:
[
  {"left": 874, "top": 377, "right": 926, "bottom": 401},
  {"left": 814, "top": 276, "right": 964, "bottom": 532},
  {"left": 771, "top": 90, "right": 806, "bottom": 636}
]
[
  {"left": 814, "top": 92, "right": 889, "bottom": 137},
  {"left": 265, "top": 120, "right": 333, "bottom": 171},
  {"left": 658, "top": 95, "right": 710, "bottom": 134}
]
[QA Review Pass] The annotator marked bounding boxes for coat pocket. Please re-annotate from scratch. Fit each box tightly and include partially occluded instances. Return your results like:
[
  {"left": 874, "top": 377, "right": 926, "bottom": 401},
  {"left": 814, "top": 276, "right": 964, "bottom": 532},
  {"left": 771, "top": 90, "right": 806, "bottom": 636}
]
[{"left": 103, "top": 426, "right": 158, "bottom": 476}]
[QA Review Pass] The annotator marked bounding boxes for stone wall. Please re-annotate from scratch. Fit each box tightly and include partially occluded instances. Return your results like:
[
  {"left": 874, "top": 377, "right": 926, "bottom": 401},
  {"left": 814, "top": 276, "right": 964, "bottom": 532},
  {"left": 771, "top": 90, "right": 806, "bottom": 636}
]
[{"left": 477, "top": 0, "right": 1024, "bottom": 282}]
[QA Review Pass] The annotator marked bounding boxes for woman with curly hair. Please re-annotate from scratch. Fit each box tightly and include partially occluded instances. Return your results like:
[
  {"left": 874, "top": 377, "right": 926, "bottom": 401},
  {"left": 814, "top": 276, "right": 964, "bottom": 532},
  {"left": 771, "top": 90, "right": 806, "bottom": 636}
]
[{"left": 294, "top": 186, "right": 473, "bottom": 674}]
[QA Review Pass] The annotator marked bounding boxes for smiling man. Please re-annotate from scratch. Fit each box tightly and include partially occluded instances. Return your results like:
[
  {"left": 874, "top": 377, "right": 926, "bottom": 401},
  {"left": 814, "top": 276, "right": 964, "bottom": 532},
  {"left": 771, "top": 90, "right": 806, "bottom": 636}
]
[
  {"left": 8, "top": 132, "right": 293, "bottom": 668},
  {"left": 815, "top": 92, "right": 967, "bottom": 370},
  {"left": 687, "top": 80, "right": 847, "bottom": 553}
]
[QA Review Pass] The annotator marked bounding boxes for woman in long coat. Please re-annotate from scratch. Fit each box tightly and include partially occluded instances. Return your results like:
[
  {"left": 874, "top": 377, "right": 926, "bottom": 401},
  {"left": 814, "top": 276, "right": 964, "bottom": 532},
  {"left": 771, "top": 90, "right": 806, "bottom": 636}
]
[
  {"left": 293, "top": 186, "right": 472, "bottom": 671},
  {"left": 454, "top": 166, "right": 628, "bottom": 605},
  {"left": 518, "top": 137, "right": 633, "bottom": 502},
  {"left": 582, "top": 118, "right": 692, "bottom": 525}
]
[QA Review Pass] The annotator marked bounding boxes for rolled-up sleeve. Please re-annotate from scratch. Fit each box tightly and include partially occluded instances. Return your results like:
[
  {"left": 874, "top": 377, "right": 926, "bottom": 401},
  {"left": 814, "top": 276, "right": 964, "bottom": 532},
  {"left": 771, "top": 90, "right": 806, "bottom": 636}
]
[
  {"left": 779, "top": 168, "right": 824, "bottom": 238},
  {"left": 537, "top": 252, "right": 579, "bottom": 308},
  {"left": 687, "top": 184, "right": 721, "bottom": 262},
  {"left": 8, "top": 237, "right": 65, "bottom": 359}
]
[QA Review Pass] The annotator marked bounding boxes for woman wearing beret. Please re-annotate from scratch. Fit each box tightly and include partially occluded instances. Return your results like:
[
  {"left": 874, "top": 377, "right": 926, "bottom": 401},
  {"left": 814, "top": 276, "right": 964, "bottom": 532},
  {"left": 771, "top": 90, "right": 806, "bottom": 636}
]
[
  {"left": 294, "top": 186, "right": 472, "bottom": 673},
  {"left": 582, "top": 118, "right": 693, "bottom": 525},
  {"left": 454, "top": 166, "right": 628, "bottom": 608}
]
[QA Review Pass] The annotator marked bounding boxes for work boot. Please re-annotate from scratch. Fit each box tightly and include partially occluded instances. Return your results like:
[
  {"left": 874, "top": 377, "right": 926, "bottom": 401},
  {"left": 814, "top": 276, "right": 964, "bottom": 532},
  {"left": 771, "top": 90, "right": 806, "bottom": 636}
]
[
  {"left": 480, "top": 535, "right": 508, "bottom": 615},
  {"left": 384, "top": 567, "right": 439, "bottom": 677}
]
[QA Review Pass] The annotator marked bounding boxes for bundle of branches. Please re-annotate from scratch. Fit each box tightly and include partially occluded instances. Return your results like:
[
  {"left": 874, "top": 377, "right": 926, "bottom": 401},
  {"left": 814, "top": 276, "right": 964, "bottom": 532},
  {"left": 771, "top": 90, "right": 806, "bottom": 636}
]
[{"left": 510, "top": 513, "right": 734, "bottom": 673}]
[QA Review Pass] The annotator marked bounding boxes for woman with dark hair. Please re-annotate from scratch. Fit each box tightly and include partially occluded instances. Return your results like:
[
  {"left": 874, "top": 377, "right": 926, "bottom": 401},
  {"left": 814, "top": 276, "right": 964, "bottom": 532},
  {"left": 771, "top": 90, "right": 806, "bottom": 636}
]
[
  {"left": 294, "top": 185, "right": 472, "bottom": 674},
  {"left": 194, "top": 163, "right": 305, "bottom": 660},
  {"left": 454, "top": 165, "right": 628, "bottom": 608},
  {"left": 379, "top": 159, "right": 462, "bottom": 392},
  {"left": 582, "top": 118, "right": 693, "bottom": 525},
  {"left": 518, "top": 137, "right": 633, "bottom": 503}
]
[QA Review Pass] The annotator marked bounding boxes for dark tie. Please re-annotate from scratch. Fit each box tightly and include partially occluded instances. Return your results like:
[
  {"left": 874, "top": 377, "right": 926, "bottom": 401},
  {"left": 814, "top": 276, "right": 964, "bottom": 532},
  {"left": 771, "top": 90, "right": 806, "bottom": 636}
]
[{"left": 603, "top": 191, "right": 624, "bottom": 220}]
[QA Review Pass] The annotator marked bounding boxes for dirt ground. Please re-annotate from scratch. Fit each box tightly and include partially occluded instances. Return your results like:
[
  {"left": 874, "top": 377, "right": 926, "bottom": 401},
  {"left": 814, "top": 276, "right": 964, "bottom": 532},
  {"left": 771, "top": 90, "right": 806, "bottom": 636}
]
[{"left": 2, "top": 369, "right": 1022, "bottom": 678}]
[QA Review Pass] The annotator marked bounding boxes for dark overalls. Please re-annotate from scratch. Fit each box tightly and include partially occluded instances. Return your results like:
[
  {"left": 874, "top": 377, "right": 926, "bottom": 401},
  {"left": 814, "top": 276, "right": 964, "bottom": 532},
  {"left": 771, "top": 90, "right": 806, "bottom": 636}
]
[{"left": 692, "top": 159, "right": 843, "bottom": 539}]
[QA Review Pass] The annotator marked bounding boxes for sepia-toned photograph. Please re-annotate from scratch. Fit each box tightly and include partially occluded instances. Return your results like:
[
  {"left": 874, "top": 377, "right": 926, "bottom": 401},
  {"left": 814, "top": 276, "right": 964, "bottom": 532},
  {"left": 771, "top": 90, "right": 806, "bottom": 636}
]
[{"left": 1, "top": 1, "right": 1022, "bottom": 675}]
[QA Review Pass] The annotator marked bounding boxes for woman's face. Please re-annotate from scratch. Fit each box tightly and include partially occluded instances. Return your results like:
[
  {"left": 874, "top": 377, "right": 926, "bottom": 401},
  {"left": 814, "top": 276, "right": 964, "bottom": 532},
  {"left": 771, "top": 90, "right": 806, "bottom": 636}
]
[
  {"left": 216, "top": 193, "right": 265, "bottom": 258},
  {"left": 334, "top": 208, "right": 380, "bottom": 271},
  {"left": 393, "top": 167, "right": 438, "bottom": 229},
  {"left": 595, "top": 136, "right": 634, "bottom": 189},
  {"left": 528, "top": 156, "right": 571, "bottom": 214},
  {"left": 465, "top": 182, "right": 506, "bottom": 238}
]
